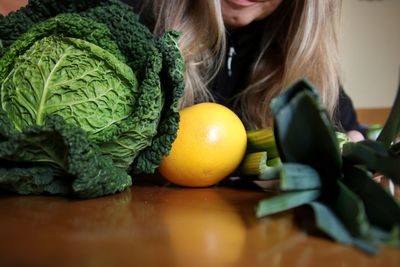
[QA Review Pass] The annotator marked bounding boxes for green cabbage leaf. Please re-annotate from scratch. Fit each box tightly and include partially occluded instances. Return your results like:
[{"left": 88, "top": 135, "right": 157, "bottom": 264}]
[{"left": 0, "top": 1, "right": 184, "bottom": 198}]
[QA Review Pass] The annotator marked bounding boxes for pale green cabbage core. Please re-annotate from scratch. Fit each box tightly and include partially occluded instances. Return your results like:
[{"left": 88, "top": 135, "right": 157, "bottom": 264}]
[{"left": 1, "top": 35, "right": 138, "bottom": 143}]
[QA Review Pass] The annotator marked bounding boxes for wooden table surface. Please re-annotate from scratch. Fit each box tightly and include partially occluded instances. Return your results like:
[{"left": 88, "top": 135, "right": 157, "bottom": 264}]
[{"left": 0, "top": 179, "right": 399, "bottom": 267}]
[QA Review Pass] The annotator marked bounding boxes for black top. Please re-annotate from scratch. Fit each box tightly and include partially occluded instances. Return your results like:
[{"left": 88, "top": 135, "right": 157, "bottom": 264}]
[
  {"left": 211, "top": 19, "right": 265, "bottom": 106},
  {"left": 121, "top": 0, "right": 365, "bottom": 134},
  {"left": 211, "top": 20, "right": 365, "bottom": 134}
]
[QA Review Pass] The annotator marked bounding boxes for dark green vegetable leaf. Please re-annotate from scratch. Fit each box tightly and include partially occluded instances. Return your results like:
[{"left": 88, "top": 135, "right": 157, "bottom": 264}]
[
  {"left": 253, "top": 78, "right": 400, "bottom": 254},
  {"left": 332, "top": 181, "right": 379, "bottom": 254},
  {"left": 256, "top": 190, "right": 320, "bottom": 218},
  {"left": 0, "top": 166, "right": 68, "bottom": 195},
  {"left": 0, "top": 0, "right": 115, "bottom": 55},
  {"left": 342, "top": 165, "right": 400, "bottom": 231},
  {"left": 0, "top": 0, "right": 185, "bottom": 197},
  {"left": 82, "top": 2, "right": 184, "bottom": 174},
  {"left": 132, "top": 30, "right": 185, "bottom": 174},
  {"left": 391, "top": 141, "right": 400, "bottom": 156},
  {"left": 377, "top": 81, "right": 400, "bottom": 147},
  {"left": 306, "top": 201, "right": 352, "bottom": 244},
  {"left": 0, "top": 113, "right": 132, "bottom": 198},
  {"left": 342, "top": 140, "right": 400, "bottom": 184},
  {"left": 270, "top": 79, "right": 342, "bottom": 183}
]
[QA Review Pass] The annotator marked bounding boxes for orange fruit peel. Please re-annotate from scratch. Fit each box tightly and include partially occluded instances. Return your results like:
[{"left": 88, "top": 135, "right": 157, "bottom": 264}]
[{"left": 158, "top": 103, "right": 247, "bottom": 187}]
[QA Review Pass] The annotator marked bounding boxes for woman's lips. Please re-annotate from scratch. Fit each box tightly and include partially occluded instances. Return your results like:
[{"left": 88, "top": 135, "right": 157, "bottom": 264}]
[{"left": 224, "top": 0, "right": 260, "bottom": 8}]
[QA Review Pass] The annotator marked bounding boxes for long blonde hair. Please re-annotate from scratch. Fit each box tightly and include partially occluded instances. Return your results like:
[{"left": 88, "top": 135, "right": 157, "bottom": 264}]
[{"left": 139, "top": 0, "right": 342, "bottom": 129}]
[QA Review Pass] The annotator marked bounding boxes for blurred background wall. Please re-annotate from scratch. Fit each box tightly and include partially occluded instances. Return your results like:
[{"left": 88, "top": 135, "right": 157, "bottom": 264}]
[{"left": 340, "top": 0, "right": 400, "bottom": 123}]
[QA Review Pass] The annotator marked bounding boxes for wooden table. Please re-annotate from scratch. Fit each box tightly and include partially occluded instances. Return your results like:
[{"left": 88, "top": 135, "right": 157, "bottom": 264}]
[{"left": 0, "top": 179, "right": 399, "bottom": 267}]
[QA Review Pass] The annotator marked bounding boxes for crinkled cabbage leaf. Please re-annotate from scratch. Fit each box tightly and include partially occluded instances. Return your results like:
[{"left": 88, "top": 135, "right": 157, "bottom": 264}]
[{"left": 0, "top": 1, "right": 184, "bottom": 198}]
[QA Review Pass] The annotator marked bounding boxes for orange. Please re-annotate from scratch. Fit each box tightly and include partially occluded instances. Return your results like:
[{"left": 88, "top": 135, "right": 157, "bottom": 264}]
[{"left": 158, "top": 102, "right": 247, "bottom": 187}]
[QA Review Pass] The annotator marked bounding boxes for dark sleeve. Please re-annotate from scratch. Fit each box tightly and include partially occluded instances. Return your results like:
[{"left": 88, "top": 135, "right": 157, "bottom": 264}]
[{"left": 333, "top": 87, "right": 367, "bottom": 136}]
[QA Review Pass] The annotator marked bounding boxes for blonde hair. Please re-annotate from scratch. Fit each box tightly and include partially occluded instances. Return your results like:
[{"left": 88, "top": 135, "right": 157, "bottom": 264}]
[
  {"left": 140, "top": 0, "right": 342, "bottom": 129},
  {"left": 147, "top": 0, "right": 226, "bottom": 105}
]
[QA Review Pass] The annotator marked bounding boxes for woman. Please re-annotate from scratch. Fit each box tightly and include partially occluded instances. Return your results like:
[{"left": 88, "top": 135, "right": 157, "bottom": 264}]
[{"left": 122, "top": 0, "right": 365, "bottom": 139}]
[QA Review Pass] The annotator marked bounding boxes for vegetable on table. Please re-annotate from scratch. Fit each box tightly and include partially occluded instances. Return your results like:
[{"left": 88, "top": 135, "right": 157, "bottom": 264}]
[
  {"left": 249, "top": 79, "right": 400, "bottom": 254},
  {"left": 0, "top": 0, "right": 184, "bottom": 198}
]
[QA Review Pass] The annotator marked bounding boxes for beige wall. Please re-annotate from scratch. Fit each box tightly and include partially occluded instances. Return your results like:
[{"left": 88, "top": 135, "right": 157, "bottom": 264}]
[{"left": 340, "top": 0, "right": 400, "bottom": 109}]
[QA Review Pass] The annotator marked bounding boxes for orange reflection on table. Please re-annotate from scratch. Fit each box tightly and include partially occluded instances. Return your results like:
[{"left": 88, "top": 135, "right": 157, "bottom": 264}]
[{"left": 160, "top": 188, "right": 246, "bottom": 266}]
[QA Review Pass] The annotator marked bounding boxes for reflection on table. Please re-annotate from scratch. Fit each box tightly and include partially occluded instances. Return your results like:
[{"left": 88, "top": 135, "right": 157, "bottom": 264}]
[{"left": 0, "top": 181, "right": 399, "bottom": 267}]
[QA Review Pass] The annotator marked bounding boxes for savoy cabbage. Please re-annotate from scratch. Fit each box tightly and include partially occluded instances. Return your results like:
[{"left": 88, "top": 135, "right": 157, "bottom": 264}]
[{"left": 0, "top": 0, "right": 184, "bottom": 197}]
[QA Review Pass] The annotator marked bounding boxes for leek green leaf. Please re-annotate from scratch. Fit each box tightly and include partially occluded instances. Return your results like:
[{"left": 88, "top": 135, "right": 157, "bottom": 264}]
[
  {"left": 307, "top": 201, "right": 352, "bottom": 244},
  {"left": 256, "top": 190, "right": 320, "bottom": 218},
  {"left": 342, "top": 165, "right": 400, "bottom": 231},
  {"left": 391, "top": 142, "right": 400, "bottom": 156},
  {"left": 270, "top": 80, "right": 342, "bottom": 182},
  {"left": 332, "top": 181, "right": 379, "bottom": 253},
  {"left": 279, "top": 164, "right": 321, "bottom": 191},
  {"left": 252, "top": 78, "right": 400, "bottom": 254},
  {"left": 342, "top": 141, "right": 400, "bottom": 184},
  {"left": 377, "top": 81, "right": 400, "bottom": 146}
]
